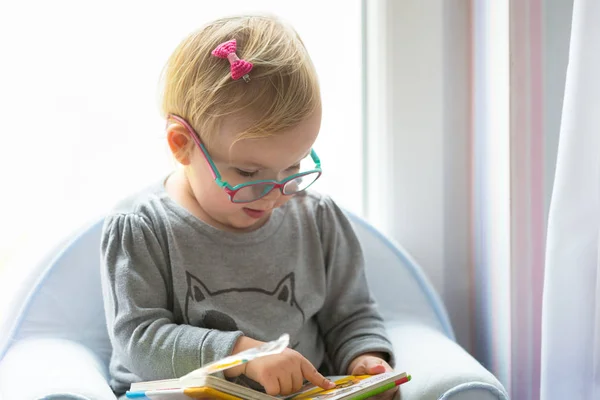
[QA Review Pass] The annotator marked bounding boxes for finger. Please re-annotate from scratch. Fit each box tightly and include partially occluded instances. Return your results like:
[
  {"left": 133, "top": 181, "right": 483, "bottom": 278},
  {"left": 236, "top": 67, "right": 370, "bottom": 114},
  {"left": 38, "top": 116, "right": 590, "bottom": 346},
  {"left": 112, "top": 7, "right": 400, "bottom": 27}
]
[
  {"left": 261, "top": 375, "right": 281, "bottom": 396},
  {"left": 352, "top": 361, "right": 368, "bottom": 376},
  {"left": 278, "top": 373, "right": 293, "bottom": 395},
  {"left": 365, "top": 358, "right": 387, "bottom": 375},
  {"left": 291, "top": 367, "right": 304, "bottom": 393},
  {"left": 367, "top": 363, "right": 386, "bottom": 374},
  {"left": 301, "top": 359, "right": 336, "bottom": 390}
]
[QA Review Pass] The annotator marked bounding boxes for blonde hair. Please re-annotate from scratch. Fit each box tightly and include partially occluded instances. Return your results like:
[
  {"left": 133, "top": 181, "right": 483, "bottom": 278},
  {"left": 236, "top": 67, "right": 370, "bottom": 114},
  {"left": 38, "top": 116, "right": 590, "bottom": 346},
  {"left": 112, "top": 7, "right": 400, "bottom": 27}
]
[{"left": 161, "top": 15, "right": 321, "bottom": 149}]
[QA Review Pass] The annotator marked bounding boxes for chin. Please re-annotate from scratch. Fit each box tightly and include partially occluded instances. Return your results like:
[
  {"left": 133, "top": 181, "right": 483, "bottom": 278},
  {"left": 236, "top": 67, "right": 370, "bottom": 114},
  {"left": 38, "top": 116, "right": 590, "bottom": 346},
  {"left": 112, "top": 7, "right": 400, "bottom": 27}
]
[{"left": 235, "top": 211, "right": 272, "bottom": 231}]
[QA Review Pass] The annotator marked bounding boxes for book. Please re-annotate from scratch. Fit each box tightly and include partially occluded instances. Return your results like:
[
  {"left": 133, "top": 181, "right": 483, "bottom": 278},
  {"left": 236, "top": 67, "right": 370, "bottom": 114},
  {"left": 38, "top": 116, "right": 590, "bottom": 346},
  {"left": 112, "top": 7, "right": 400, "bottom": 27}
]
[
  {"left": 126, "top": 334, "right": 411, "bottom": 399},
  {"left": 126, "top": 371, "right": 411, "bottom": 400}
]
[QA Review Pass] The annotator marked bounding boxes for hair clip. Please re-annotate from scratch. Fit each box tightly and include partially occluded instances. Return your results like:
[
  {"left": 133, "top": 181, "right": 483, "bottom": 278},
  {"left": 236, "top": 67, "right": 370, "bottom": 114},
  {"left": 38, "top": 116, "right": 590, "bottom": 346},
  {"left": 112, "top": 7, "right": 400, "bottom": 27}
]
[{"left": 211, "top": 39, "right": 253, "bottom": 83}]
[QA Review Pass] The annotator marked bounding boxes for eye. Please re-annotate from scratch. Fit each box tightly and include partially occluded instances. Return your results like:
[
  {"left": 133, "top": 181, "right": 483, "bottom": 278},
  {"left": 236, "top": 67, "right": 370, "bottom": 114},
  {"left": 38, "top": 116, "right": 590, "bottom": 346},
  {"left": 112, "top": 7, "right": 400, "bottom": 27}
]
[
  {"left": 235, "top": 168, "right": 257, "bottom": 178},
  {"left": 287, "top": 164, "right": 301, "bottom": 172}
]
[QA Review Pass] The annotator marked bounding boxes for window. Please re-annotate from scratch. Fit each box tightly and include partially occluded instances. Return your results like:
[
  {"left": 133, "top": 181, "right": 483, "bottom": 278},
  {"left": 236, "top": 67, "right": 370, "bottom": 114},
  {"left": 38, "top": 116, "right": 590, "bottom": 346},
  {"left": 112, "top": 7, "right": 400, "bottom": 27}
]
[{"left": 0, "top": 1, "right": 363, "bottom": 276}]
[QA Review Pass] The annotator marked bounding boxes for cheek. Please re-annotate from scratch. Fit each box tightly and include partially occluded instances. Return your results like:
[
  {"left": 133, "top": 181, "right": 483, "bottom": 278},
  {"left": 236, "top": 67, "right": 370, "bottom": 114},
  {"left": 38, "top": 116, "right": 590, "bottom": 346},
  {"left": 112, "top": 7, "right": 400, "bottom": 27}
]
[
  {"left": 187, "top": 165, "right": 233, "bottom": 208},
  {"left": 275, "top": 193, "right": 294, "bottom": 208},
  {"left": 199, "top": 182, "right": 236, "bottom": 209}
]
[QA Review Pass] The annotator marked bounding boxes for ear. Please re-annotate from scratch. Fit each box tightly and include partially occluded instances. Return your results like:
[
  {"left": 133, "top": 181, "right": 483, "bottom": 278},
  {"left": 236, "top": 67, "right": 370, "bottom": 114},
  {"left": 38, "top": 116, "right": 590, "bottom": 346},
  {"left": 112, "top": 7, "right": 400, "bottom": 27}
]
[
  {"left": 273, "top": 273, "right": 296, "bottom": 305},
  {"left": 167, "top": 122, "right": 194, "bottom": 165}
]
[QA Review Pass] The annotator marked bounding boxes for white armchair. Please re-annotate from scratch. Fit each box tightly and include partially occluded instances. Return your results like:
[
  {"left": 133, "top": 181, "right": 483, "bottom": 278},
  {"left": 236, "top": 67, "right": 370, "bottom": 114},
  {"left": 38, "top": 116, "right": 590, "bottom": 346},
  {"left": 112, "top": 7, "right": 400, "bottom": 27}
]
[{"left": 0, "top": 212, "right": 508, "bottom": 400}]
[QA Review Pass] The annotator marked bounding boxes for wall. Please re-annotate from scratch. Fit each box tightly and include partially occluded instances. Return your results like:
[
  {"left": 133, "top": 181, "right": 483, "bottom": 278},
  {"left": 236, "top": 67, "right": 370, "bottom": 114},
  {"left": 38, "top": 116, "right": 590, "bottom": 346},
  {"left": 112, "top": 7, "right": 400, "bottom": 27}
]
[
  {"left": 364, "top": 0, "right": 473, "bottom": 352},
  {"left": 363, "top": 0, "right": 574, "bottom": 367}
]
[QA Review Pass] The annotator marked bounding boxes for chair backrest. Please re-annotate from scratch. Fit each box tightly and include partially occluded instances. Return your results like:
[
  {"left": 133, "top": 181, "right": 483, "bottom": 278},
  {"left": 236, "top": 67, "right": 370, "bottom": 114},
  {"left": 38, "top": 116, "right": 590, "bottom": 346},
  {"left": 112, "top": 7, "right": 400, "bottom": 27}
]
[
  {"left": 0, "top": 212, "right": 454, "bottom": 367},
  {"left": 0, "top": 219, "right": 111, "bottom": 366},
  {"left": 347, "top": 212, "right": 454, "bottom": 339}
]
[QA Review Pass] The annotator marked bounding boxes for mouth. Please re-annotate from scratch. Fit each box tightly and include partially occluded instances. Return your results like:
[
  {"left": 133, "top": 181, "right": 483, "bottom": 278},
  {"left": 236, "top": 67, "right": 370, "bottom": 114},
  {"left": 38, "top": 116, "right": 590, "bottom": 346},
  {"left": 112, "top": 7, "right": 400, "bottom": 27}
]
[{"left": 242, "top": 207, "right": 267, "bottom": 219}]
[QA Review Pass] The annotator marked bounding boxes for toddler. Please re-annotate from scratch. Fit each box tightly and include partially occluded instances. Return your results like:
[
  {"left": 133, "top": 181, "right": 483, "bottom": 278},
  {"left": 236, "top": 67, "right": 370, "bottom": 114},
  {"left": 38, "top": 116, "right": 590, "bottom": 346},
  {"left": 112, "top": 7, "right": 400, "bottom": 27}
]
[{"left": 100, "top": 14, "right": 397, "bottom": 399}]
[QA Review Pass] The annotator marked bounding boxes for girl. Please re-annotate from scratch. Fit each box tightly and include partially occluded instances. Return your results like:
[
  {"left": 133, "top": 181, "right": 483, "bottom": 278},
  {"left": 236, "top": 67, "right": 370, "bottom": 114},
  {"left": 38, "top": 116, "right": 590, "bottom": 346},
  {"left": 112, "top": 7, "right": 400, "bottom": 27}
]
[{"left": 100, "top": 14, "right": 397, "bottom": 399}]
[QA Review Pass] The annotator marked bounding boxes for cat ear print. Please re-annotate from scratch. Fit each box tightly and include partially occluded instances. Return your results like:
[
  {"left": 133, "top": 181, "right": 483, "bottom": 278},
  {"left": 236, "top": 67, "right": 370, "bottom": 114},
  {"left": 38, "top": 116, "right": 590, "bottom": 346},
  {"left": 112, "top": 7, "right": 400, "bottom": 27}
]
[
  {"left": 273, "top": 273, "right": 296, "bottom": 305},
  {"left": 186, "top": 271, "right": 211, "bottom": 302}
]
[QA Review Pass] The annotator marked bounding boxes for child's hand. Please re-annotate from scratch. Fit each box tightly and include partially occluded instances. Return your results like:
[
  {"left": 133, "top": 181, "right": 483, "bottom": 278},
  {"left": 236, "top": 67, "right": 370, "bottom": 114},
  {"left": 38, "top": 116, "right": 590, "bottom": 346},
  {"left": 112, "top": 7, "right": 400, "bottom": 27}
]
[
  {"left": 347, "top": 353, "right": 397, "bottom": 400},
  {"left": 225, "top": 336, "right": 335, "bottom": 396},
  {"left": 243, "top": 348, "right": 336, "bottom": 395},
  {"left": 347, "top": 352, "right": 392, "bottom": 375}
]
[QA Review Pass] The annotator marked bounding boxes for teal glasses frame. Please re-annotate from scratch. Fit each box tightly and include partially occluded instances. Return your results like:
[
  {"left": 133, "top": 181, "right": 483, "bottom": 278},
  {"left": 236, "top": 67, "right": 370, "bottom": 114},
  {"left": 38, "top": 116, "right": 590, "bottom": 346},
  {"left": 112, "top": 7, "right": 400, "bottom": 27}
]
[{"left": 168, "top": 114, "right": 322, "bottom": 203}]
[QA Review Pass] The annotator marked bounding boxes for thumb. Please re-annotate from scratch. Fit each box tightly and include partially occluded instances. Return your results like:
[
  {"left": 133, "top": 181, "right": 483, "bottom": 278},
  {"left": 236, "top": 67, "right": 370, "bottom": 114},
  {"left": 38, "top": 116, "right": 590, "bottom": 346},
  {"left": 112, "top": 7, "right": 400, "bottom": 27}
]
[{"left": 354, "top": 358, "right": 386, "bottom": 375}]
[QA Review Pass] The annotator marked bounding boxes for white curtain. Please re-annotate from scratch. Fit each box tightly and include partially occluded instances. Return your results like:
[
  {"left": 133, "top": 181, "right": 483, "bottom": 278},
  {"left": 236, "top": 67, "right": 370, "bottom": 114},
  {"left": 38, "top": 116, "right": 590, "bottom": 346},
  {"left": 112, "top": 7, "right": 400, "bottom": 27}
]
[{"left": 541, "top": 0, "right": 600, "bottom": 398}]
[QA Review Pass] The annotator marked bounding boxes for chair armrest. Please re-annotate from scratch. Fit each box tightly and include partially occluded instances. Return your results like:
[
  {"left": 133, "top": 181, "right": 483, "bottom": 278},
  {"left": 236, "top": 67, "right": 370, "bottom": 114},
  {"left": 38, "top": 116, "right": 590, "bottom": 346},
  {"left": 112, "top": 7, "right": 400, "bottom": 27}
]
[
  {"left": 0, "top": 337, "right": 116, "bottom": 400},
  {"left": 386, "top": 321, "right": 509, "bottom": 400}
]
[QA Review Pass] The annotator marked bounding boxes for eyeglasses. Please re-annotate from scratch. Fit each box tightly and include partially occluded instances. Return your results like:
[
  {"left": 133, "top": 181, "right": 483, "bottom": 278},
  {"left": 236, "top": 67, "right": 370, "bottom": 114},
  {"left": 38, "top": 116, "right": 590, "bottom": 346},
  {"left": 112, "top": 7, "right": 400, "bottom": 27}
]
[{"left": 168, "top": 114, "right": 322, "bottom": 204}]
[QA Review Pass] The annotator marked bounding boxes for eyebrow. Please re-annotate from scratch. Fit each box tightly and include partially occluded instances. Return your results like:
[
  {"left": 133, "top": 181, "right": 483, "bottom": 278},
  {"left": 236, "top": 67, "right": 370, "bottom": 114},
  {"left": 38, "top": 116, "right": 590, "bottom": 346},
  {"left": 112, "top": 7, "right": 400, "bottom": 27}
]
[{"left": 237, "top": 150, "right": 311, "bottom": 169}]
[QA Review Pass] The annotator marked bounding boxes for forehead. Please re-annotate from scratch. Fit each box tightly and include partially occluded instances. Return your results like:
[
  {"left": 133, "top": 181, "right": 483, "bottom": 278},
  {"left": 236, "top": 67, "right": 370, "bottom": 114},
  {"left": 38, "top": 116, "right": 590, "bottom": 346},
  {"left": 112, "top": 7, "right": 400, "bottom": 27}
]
[{"left": 211, "top": 109, "right": 322, "bottom": 167}]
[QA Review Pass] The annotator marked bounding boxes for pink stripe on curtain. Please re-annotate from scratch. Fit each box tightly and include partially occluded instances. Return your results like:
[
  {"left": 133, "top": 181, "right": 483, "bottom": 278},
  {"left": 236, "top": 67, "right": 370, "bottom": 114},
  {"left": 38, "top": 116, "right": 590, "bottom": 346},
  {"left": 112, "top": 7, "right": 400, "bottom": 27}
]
[
  {"left": 528, "top": 0, "right": 545, "bottom": 398},
  {"left": 510, "top": 0, "right": 545, "bottom": 398}
]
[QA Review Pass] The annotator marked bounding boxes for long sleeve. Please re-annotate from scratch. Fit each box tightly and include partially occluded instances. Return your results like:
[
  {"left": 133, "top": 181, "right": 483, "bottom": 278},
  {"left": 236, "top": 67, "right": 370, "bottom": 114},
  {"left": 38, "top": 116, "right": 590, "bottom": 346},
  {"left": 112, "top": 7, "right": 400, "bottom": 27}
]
[
  {"left": 100, "top": 213, "right": 243, "bottom": 389},
  {"left": 315, "top": 197, "right": 395, "bottom": 374}
]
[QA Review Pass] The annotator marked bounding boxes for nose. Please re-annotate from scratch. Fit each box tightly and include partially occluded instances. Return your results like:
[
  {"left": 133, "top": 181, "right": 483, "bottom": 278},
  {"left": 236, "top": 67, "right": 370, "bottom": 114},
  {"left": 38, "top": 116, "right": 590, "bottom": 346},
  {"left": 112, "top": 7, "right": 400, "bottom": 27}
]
[{"left": 261, "top": 185, "right": 283, "bottom": 202}]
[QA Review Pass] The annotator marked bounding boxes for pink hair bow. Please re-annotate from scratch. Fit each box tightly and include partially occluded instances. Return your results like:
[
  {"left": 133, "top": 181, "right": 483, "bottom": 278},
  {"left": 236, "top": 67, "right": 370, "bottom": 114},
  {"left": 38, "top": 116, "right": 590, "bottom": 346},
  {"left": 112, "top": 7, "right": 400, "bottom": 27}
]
[{"left": 211, "top": 39, "right": 253, "bottom": 83}]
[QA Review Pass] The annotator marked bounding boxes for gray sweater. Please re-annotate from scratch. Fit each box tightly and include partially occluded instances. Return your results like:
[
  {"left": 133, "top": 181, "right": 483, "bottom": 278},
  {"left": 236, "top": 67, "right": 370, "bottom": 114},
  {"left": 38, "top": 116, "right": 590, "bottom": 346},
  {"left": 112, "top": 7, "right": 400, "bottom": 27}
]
[{"left": 100, "top": 181, "right": 394, "bottom": 394}]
